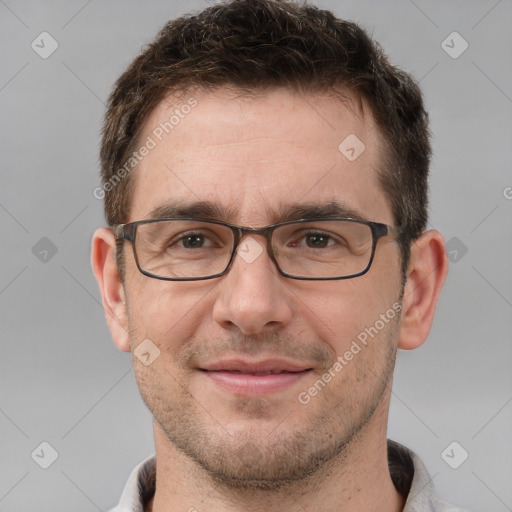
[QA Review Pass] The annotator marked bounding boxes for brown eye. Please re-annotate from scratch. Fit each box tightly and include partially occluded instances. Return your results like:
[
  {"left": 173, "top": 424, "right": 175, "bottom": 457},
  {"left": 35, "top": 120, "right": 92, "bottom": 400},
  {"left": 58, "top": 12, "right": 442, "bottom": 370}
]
[
  {"left": 305, "top": 233, "right": 330, "bottom": 248},
  {"left": 180, "top": 234, "right": 205, "bottom": 248}
]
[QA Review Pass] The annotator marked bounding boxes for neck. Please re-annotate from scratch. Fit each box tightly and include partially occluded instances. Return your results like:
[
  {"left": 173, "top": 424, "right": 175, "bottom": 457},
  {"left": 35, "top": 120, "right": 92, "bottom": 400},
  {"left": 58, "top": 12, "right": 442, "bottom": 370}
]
[{"left": 147, "top": 401, "right": 405, "bottom": 512}]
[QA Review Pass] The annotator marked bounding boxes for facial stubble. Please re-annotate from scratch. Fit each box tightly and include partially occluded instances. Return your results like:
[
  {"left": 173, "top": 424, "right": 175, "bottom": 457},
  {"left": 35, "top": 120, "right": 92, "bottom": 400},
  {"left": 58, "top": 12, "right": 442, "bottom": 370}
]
[{"left": 128, "top": 304, "right": 400, "bottom": 492}]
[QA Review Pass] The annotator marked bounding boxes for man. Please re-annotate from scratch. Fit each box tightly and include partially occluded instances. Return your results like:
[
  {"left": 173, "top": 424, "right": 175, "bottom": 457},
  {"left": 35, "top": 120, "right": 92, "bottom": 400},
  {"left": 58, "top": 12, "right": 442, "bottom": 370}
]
[{"left": 91, "top": 0, "right": 463, "bottom": 510}]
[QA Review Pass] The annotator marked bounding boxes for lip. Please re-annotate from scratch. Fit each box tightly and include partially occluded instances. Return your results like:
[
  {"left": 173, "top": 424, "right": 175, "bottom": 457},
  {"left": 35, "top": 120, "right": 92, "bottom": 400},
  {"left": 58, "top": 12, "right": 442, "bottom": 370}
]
[
  {"left": 201, "top": 358, "right": 311, "bottom": 373},
  {"left": 200, "top": 358, "right": 313, "bottom": 395}
]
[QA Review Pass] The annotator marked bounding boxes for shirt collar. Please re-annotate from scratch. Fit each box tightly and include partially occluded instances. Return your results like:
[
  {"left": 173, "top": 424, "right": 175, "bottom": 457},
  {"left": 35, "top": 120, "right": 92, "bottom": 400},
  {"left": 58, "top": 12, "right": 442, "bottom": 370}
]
[{"left": 109, "top": 440, "right": 462, "bottom": 512}]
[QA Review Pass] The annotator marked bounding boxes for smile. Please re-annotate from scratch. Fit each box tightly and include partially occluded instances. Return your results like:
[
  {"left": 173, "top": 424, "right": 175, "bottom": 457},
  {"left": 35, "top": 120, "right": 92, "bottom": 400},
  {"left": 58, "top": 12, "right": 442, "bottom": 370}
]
[{"left": 199, "top": 359, "right": 313, "bottom": 395}]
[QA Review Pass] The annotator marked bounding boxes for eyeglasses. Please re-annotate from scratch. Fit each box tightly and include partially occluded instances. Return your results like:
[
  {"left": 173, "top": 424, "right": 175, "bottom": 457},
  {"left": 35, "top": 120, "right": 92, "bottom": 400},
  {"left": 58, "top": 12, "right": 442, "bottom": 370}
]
[{"left": 114, "top": 217, "right": 403, "bottom": 281}]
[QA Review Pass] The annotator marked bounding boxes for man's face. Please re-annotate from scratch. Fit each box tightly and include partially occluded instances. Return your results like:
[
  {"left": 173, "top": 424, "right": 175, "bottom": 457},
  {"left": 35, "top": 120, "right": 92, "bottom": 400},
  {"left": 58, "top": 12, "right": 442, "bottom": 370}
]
[{"left": 123, "top": 88, "right": 403, "bottom": 488}]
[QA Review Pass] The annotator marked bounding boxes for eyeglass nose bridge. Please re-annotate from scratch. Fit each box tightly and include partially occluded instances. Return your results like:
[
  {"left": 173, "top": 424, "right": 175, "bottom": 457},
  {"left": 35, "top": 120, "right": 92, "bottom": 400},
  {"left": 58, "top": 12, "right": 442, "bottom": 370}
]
[{"left": 227, "top": 224, "right": 282, "bottom": 273}]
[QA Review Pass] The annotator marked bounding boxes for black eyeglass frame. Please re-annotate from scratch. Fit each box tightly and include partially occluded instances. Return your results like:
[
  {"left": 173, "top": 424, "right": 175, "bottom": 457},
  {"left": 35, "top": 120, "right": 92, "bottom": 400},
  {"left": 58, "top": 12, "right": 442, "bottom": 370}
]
[{"left": 114, "top": 217, "right": 403, "bottom": 282}]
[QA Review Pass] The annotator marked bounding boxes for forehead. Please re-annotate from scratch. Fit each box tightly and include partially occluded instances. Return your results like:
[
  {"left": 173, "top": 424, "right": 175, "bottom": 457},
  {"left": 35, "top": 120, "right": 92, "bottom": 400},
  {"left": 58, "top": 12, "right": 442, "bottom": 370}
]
[{"left": 129, "top": 87, "right": 392, "bottom": 225}]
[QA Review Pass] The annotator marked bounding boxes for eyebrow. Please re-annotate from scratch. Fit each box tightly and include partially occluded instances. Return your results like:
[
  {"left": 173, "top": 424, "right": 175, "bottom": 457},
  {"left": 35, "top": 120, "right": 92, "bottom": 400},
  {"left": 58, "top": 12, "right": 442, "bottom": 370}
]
[{"left": 146, "top": 199, "right": 367, "bottom": 224}]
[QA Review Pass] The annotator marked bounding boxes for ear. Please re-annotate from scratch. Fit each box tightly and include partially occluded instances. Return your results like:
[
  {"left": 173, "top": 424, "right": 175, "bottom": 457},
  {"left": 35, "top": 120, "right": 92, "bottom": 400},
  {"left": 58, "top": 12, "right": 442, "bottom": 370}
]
[
  {"left": 91, "top": 227, "right": 130, "bottom": 352},
  {"left": 398, "top": 230, "right": 448, "bottom": 350}
]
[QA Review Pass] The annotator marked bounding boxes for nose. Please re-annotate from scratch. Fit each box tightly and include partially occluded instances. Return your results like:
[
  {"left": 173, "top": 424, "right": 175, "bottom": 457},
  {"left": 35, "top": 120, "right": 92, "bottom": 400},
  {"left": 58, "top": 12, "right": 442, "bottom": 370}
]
[{"left": 212, "top": 235, "right": 293, "bottom": 335}]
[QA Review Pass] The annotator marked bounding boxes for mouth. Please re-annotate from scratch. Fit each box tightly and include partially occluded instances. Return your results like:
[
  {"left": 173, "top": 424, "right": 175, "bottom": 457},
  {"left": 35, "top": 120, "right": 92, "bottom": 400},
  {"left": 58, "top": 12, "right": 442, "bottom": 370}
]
[{"left": 199, "top": 359, "right": 313, "bottom": 395}]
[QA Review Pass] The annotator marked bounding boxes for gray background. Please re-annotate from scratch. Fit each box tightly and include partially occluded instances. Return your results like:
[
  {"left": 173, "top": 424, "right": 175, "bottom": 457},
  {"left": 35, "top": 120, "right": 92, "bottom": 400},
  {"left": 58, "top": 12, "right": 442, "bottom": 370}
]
[{"left": 1, "top": 0, "right": 511, "bottom": 510}]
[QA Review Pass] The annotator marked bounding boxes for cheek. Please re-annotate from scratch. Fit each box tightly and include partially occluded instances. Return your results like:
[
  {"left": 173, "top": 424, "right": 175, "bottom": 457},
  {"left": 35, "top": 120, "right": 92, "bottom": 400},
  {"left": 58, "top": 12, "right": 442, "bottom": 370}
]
[
  {"left": 126, "top": 277, "right": 214, "bottom": 350},
  {"left": 296, "top": 275, "right": 398, "bottom": 355}
]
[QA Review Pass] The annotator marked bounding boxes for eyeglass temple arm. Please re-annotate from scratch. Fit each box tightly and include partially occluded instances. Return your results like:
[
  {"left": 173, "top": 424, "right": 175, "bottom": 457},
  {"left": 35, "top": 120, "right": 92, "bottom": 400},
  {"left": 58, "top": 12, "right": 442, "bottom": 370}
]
[{"left": 113, "top": 223, "right": 136, "bottom": 242}]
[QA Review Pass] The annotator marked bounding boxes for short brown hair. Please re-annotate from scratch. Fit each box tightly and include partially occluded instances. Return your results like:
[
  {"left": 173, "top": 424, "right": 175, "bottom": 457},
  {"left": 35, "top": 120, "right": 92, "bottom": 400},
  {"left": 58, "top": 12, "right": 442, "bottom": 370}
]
[{"left": 100, "top": 0, "right": 431, "bottom": 276}]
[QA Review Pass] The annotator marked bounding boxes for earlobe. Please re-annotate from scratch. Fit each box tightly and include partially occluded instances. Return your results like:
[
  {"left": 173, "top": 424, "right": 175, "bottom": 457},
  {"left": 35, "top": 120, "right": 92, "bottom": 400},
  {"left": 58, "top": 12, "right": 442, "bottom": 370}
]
[
  {"left": 398, "top": 230, "right": 448, "bottom": 350},
  {"left": 91, "top": 227, "right": 131, "bottom": 352}
]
